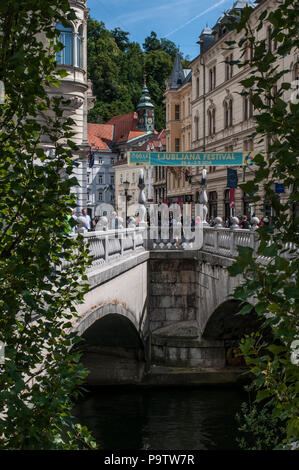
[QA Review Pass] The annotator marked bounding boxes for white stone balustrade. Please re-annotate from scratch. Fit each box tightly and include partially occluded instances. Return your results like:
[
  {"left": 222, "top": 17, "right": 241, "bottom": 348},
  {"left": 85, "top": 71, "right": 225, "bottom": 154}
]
[{"left": 81, "top": 227, "right": 146, "bottom": 271}]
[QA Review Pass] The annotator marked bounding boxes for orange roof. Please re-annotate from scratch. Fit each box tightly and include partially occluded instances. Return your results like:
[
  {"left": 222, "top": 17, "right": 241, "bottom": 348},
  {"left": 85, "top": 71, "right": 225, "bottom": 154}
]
[
  {"left": 87, "top": 123, "right": 114, "bottom": 150},
  {"left": 106, "top": 112, "right": 147, "bottom": 143},
  {"left": 138, "top": 131, "right": 166, "bottom": 151}
]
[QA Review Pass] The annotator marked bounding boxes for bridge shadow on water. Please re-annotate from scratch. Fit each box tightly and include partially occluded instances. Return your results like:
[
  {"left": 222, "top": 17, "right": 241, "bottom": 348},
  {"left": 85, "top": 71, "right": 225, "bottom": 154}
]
[{"left": 72, "top": 385, "right": 248, "bottom": 450}]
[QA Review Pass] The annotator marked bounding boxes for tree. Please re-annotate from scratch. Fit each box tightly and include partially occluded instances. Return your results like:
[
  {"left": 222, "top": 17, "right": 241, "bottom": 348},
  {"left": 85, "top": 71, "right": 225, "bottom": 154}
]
[
  {"left": 0, "top": 0, "right": 96, "bottom": 449},
  {"left": 87, "top": 21, "right": 187, "bottom": 130},
  {"left": 225, "top": 0, "right": 299, "bottom": 449},
  {"left": 143, "top": 31, "right": 161, "bottom": 53}
]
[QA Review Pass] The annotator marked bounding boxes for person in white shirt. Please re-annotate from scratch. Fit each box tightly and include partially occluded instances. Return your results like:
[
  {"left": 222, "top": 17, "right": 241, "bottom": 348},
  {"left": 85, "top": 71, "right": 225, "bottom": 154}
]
[{"left": 81, "top": 209, "right": 91, "bottom": 231}]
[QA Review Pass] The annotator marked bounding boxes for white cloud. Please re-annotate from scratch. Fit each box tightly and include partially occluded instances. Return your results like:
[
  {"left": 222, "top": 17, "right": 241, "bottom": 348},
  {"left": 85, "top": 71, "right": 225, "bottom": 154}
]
[
  {"left": 112, "top": 0, "right": 200, "bottom": 26},
  {"left": 163, "top": 0, "right": 229, "bottom": 38}
]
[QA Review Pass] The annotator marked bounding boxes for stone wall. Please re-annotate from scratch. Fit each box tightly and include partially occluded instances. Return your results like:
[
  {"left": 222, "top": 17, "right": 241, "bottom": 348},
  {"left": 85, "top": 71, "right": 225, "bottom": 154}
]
[{"left": 149, "top": 255, "right": 197, "bottom": 332}]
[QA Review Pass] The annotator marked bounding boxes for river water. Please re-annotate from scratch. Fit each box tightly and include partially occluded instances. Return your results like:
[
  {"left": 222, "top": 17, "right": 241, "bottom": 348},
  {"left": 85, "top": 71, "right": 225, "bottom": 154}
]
[{"left": 73, "top": 387, "right": 247, "bottom": 450}]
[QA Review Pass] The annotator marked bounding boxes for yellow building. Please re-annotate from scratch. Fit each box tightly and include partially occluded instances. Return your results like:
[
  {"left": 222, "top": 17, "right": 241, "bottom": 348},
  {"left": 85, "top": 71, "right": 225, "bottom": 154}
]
[
  {"left": 164, "top": 0, "right": 298, "bottom": 221},
  {"left": 163, "top": 53, "right": 193, "bottom": 205}
]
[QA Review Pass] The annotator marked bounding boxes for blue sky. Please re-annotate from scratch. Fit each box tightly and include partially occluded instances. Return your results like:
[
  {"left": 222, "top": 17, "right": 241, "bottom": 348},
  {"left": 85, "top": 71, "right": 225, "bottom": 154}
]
[{"left": 87, "top": 0, "right": 234, "bottom": 60}]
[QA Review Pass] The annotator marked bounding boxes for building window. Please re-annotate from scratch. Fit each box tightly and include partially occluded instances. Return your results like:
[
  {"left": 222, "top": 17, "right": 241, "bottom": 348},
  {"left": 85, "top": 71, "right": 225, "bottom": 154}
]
[
  {"left": 132, "top": 172, "right": 135, "bottom": 184},
  {"left": 98, "top": 174, "right": 103, "bottom": 184},
  {"left": 182, "top": 135, "right": 185, "bottom": 151},
  {"left": 209, "top": 66, "right": 216, "bottom": 91},
  {"left": 196, "top": 77, "right": 200, "bottom": 97},
  {"left": 120, "top": 173, "right": 123, "bottom": 184},
  {"left": 224, "top": 99, "right": 233, "bottom": 128},
  {"left": 224, "top": 189, "right": 230, "bottom": 219},
  {"left": 225, "top": 53, "right": 233, "bottom": 81},
  {"left": 110, "top": 175, "right": 114, "bottom": 184},
  {"left": 243, "top": 192, "right": 253, "bottom": 217},
  {"left": 194, "top": 115, "right": 199, "bottom": 140},
  {"left": 87, "top": 173, "right": 90, "bottom": 184},
  {"left": 188, "top": 98, "right": 191, "bottom": 115},
  {"left": 98, "top": 192, "right": 103, "bottom": 201},
  {"left": 208, "top": 108, "right": 216, "bottom": 136},
  {"left": 87, "top": 189, "right": 90, "bottom": 201},
  {"left": 208, "top": 191, "right": 218, "bottom": 217},
  {"left": 111, "top": 158, "right": 114, "bottom": 165},
  {"left": 175, "top": 138, "right": 180, "bottom": 152},
  {"left": 175, "top": 105, "right": 180, "bottom": 120},
  {"left": 245, "top": 42, "right": 253, "bottom": 63},
  {"left": 77, "top": 25, "right": 83, "bottom": 68},
  {"left": 132, "top": 191, "right": 135, "bottom": 202},
  {"left": 56, "top": 22, "right": 74, "bottom": 66},
  {"left": 244, "top": 138, "right": 254, "bottom": 152},
  {"left": 183, "top": 101, "right": 185, "bottom": 119},
  {"left": 98, "top": 157, "right": 102, "bottom": 164}
]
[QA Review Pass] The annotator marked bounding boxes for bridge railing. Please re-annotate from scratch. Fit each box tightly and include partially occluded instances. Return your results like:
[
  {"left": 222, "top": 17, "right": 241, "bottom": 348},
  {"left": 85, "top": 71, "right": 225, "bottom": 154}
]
[
  {"left": 202, "top": 226, "right": 258, "bottom": 258},
  {"left": 82, "top": 227, "right": 146, "bottom": 270}
]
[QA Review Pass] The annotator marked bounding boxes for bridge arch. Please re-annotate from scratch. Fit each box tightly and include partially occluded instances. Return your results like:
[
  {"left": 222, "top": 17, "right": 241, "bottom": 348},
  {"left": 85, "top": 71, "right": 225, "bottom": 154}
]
[
  {"left": 202, "top": 299, "right": 260, "bottom": 341},
  {"left": 202, "top": 299, "right": 263, "bottom": 367},
  {"left": 74, "top": 303, "right": 146, "bottom": 385}
]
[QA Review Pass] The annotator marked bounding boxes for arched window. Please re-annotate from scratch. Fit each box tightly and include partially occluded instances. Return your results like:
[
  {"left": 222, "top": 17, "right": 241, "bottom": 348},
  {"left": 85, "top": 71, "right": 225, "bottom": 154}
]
[
  {"left": 196, "top": 77, "right": 200, "bottom": 97},
  {"left": 56, "top": 22, "right": 74, "bottom": 66},
  {"left": 224, "top": 99, "right": 233, "bottom": 128},
  {"left": 208, "top": 108, "right": 216, "bottom": 136},
  {"left": 224, "top": 101, "right": 229, "bottom": 128},
  {"left": 194, "top": 114, "right": 199, "bottom": 140},
  {"left": 77, "top": 24, "right": 83, "bottom": 68}
]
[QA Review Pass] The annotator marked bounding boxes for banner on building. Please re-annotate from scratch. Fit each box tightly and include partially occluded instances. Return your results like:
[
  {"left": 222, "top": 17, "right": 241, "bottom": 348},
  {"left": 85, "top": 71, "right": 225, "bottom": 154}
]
[
  {"left": 229, "top": 188, "right": 235, "bottom": 209},
  {"left": 227, "top": 168, "right": 238, "bottom": 188},
  {"left": 127, "top": 151, "right": 257, "bottom": 167}
]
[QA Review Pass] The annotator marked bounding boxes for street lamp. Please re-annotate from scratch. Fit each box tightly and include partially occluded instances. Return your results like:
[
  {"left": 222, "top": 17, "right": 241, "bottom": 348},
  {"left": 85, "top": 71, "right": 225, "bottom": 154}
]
[{"left": 123, "top": 180, "right": 130, "bottom": 227}]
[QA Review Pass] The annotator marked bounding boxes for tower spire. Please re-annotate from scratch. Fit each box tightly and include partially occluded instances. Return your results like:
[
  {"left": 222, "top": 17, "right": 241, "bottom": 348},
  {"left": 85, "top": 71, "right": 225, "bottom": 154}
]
[{"left": 137, "top": 78, "right": 154, "bottom": 132}]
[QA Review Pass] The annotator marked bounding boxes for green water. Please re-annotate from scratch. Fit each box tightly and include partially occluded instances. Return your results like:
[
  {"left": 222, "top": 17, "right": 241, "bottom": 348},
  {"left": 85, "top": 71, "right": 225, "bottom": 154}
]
[{"left": 73, "top": 387, "right": 247, "bottom": 450}]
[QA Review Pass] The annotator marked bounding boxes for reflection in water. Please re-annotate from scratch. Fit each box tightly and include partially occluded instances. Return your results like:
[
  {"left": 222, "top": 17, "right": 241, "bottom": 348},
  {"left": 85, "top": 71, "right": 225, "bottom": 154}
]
[{"left": 73, "top": 387, "right": 247, "bottom": 450}]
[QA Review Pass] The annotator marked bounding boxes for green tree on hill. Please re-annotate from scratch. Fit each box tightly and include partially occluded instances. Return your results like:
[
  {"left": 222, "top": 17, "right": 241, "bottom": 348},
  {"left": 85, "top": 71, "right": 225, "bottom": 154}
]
[{"left": 87, "top": 20, "right": 188, "bottom": 130}]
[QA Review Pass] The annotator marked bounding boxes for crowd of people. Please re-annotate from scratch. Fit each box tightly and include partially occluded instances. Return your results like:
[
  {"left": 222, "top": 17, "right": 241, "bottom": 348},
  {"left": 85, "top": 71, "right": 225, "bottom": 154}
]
[
  {"left": 66, "top": 208, "right": 269, "bottom": 234},
  {"left": 208, "top": 214, "right": 269, "bottom": 229}
]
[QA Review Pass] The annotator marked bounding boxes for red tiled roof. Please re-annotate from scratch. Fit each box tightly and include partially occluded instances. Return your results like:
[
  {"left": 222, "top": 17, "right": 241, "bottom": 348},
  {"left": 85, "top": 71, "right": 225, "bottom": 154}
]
[
  {"left": 106, "top": 112, "right": 147, "bottom": 143},
  {"left": 127, "top": 130, "right": 147, "bottom": 141},
  {"left": 137, "top": 131, "right": 166, "bottom": 151},
  {"left": 87, "top": 123, "right": 114, "bottom": 150}
]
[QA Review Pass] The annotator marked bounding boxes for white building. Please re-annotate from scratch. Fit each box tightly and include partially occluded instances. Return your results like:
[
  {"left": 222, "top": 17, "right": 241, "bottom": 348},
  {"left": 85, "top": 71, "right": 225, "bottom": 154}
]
[{"left": 41, "top": 0, "right": 94, "bottom": 215}]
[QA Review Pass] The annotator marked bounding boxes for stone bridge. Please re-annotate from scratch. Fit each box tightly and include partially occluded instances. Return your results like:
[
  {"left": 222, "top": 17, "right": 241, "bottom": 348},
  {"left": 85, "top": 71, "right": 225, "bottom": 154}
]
[{"left": 72, "top": 224, "right": 263, "bottom": 385}]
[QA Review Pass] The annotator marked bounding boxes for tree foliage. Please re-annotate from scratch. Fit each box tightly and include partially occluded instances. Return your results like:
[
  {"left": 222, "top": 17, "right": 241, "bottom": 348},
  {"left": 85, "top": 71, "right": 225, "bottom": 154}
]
[
  {"left": 0, "top": 0, "right": 96, "bottom": 449},
  {"left": 225, "top": 0, "right": 299, "bottom": 449},
  {"left": 87, "top": 20, "right": 188, "bottom": 130}
]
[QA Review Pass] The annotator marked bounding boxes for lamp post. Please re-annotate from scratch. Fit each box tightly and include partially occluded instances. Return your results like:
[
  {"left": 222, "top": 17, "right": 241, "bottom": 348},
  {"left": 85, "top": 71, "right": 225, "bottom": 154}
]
[{"left": 123, "top": 180, "right": 130, "bottom": 227}]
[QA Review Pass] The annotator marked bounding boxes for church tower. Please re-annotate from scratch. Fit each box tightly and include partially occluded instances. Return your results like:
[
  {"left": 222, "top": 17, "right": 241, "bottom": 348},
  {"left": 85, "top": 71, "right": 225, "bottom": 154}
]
[{"left": 137, "top": 77, "right": 155, "bottom": 132}]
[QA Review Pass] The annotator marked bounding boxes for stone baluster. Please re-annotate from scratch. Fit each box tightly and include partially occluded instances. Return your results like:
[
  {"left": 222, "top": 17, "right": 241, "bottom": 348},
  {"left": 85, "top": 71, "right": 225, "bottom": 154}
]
[
  {"left": 251, "top": 216, "right": 260, "bottom": 231},
  {"left": 229, "top": 217, "right": 239, "bottom": 256},
  {"left": 96, "top": 216, "right": 108, "bottom": 231},
  {"left": 138, "top": 169, "right": 147, "bottom": 228},
  {"left": 199, "top": 169, "right": 208, "bottom": 225},
  {"left": 214, "top": 216, "right": 223, "bottom": 229}
]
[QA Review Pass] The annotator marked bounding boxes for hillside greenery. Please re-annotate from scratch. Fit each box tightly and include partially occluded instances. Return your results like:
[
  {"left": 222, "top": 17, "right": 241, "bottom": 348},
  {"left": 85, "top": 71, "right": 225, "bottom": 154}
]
[{"left": 87, "top": 20, "right": 189, "bottom": 131}]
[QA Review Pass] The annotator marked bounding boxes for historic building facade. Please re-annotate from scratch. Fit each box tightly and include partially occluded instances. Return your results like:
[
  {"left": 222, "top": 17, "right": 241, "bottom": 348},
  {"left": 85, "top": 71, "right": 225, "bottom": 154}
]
[
  {"left": 42, "top": 0, "right": 94, "bottom": 215},
  {"left": 86, "top": 123, "right": 117, "bottom": 218},
  {"left": 163, "top": 53, "right": 193, "bottom": 206},
  {"left": 87, "top": 82, "right": 166, "bottom": 221},
  {"left": 164, "top": 0, "right": 298, "bottom": 220}
]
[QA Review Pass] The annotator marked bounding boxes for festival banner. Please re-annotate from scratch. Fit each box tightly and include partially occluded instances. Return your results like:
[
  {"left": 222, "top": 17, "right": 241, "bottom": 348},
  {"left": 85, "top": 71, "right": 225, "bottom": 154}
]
[{"left": 127, "top": 151, "right": 257, "bottom": 167}]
